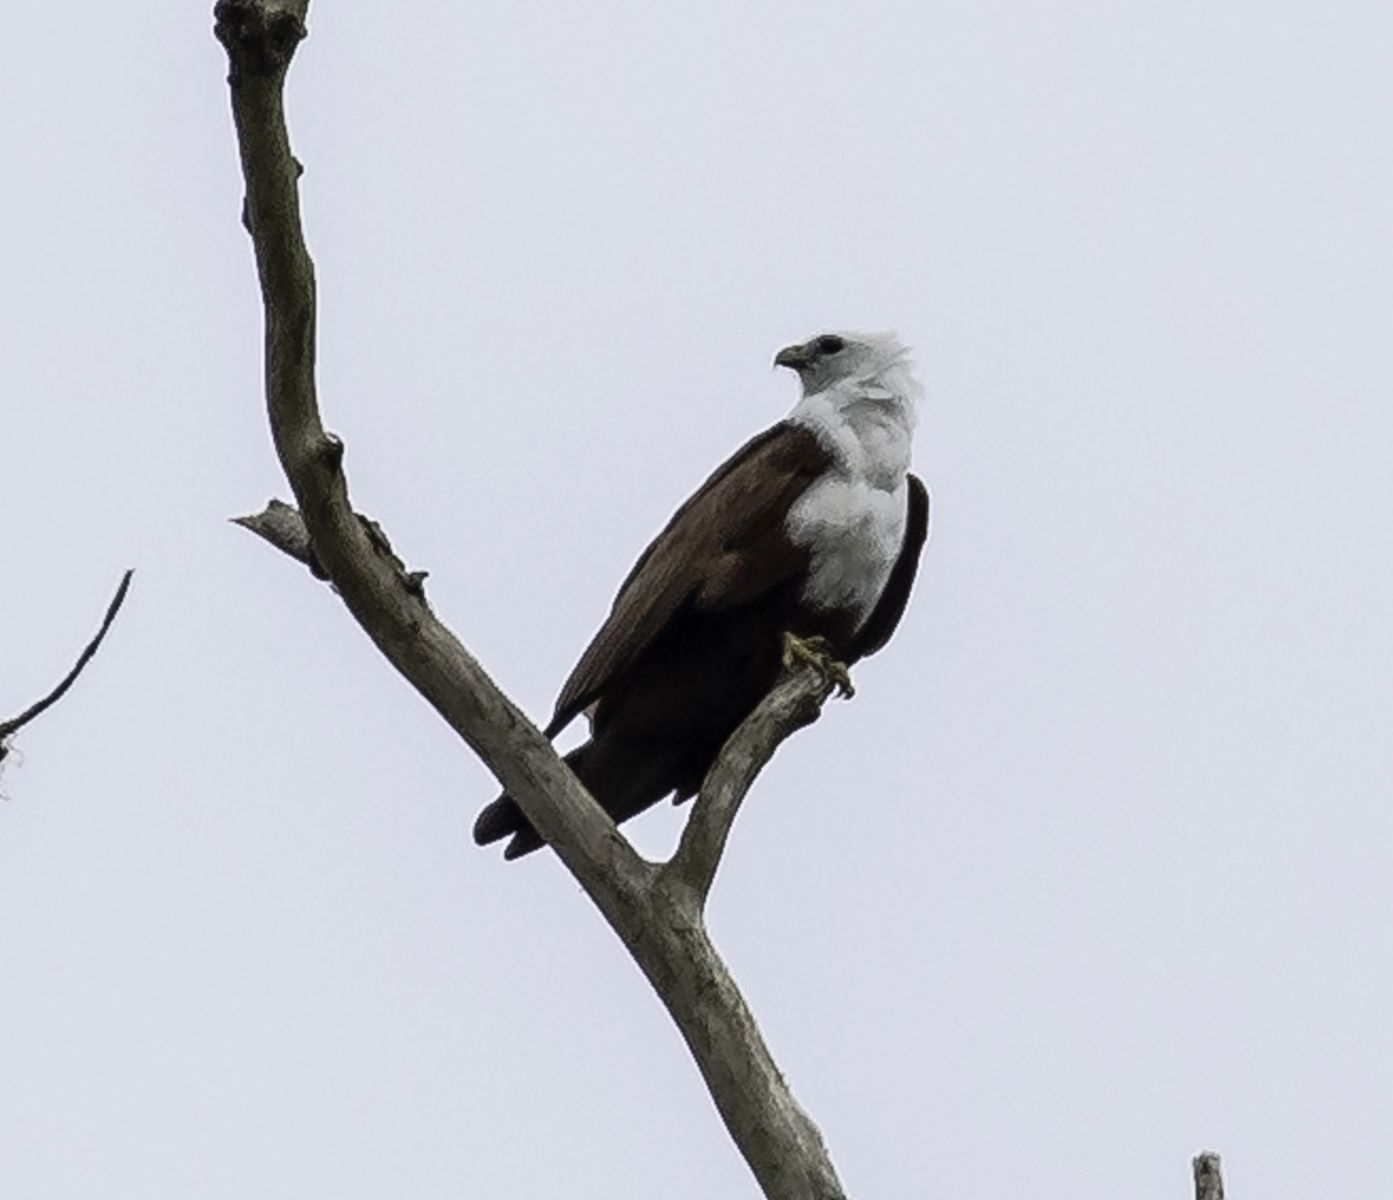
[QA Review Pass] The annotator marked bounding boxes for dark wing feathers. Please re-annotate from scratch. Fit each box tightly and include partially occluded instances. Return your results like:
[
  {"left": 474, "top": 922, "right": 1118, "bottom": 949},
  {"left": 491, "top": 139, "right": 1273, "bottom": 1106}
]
[
  {"left": 547, "top": 422, "right": 830, "bottom": 735},
  {"left": 848, "top": 473, "right": 930, "bottom": 661}
]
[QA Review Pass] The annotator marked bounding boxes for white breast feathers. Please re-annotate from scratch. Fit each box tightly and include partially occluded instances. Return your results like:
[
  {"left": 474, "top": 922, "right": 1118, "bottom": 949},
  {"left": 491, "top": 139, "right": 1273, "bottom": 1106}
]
[{"left": 785, "top": 374, "right": 918, "bottom": 629}]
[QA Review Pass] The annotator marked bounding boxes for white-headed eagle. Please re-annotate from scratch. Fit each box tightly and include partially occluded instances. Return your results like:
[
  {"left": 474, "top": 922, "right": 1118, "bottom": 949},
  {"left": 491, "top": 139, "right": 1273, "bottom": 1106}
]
[{"left": 474, "top": 332, "right": 929, "bottom": 859}]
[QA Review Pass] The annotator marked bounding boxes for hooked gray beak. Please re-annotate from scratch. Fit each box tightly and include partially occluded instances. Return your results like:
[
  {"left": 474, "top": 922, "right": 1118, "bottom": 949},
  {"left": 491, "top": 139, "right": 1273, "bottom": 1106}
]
[{"left": 774, "top": 342, "right": 813, "bottom": 370}]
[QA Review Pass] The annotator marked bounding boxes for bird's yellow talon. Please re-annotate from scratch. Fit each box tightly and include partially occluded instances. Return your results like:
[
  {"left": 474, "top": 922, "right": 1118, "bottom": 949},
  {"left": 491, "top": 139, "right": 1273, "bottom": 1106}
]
[{"left": 780, "top": 632, "right": 855, "bottom": 698}]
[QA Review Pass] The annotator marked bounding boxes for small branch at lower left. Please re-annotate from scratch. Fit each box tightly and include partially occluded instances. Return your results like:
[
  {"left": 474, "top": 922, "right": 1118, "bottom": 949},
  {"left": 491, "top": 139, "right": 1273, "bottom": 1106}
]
[{"left": 0, "top": 569, "right": 135, "bottom": 764}]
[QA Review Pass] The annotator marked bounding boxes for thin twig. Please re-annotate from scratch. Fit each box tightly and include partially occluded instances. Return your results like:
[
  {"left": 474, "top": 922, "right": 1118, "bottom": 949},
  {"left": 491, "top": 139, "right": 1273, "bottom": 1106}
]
[{"left": 0, "top": 570, "right": 135, "bottom": 757}]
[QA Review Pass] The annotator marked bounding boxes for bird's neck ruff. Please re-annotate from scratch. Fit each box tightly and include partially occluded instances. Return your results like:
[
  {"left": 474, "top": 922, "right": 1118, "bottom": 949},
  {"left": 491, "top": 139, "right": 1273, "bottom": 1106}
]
[{"left": 788, "top": 351, "right": 920, "bottom": 492}]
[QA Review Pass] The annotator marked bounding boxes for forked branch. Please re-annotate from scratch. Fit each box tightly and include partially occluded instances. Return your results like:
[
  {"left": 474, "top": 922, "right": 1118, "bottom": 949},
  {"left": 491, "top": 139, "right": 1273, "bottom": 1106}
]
[
  {"left": 216, "top": 4, "right": 847, "bottom": 1197},
  {"left": 666, "top": 665, "right": 833, "bottom": 905}
]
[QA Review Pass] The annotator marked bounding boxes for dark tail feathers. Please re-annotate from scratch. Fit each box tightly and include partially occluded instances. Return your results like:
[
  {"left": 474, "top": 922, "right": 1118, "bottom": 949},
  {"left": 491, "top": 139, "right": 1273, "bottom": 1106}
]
[
  {"left": 473, "top": 739, "right": 676, "bottom": 860},
  {"left": 472, "top": 793, "right": 545, "bottom": 860},
  {"left": 473, "top": 742, "right": 602, "bottom": 860}
]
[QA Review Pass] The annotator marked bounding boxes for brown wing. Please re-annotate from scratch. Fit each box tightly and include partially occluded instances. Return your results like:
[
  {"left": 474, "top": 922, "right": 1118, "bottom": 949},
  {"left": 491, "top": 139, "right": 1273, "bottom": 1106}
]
[
  {"left": 546, "top": 421, "right": 830, "bottom": 736},
  {"left": 847, "top": 473, "right": 930, "bottom": 662}
]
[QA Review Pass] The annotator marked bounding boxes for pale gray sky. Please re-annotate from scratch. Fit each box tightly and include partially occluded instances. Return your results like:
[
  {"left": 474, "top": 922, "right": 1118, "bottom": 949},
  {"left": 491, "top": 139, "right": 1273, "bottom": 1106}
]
[{"left": 3, "top": 3, "right": 1390, "bottom": 1197}]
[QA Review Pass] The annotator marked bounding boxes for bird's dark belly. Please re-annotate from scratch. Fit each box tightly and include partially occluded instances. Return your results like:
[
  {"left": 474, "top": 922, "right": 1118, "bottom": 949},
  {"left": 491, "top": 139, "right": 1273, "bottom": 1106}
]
[{"left": 590, "top": 590, "right": 855, "bottom": 805}]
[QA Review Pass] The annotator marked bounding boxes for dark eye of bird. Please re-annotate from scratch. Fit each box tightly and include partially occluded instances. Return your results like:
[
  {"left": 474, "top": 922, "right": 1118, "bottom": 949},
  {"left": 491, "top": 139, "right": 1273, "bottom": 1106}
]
[{"left": 816, "top": 335, "right": 846, "bottom": 355}]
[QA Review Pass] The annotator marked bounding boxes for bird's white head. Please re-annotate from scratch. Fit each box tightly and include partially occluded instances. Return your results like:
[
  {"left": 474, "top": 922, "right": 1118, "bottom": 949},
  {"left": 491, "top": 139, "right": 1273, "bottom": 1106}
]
[
  {"left": 775, "top": 331, "right": 921, "bottom": 405},
  {"left": 778, "top": 331, "right": 921, "bottom": 480}
]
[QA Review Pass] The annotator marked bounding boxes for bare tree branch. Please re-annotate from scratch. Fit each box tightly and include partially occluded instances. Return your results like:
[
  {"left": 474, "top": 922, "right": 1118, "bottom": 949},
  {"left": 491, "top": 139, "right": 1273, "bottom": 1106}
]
[
  {"left": 636, "top": 880, "right": 846, "bottom": 1199},
  {"left": 0, "top": 570, "right": 134, "bottom": 764},
  {"left": 1193, "top": 1151, "right": 1225, "bottom": 1200},
  {"left": 233, "top": 499, "right": 431, "bottom": 596},
  {"left": 232, "top": 498, "right": 314, "bottom": 568},
  {"left": 664, "top": 665, "right": 833, "bottom": 906},
  {"left": 216, "top": 5, "right": 849, "bottom": 1196},
  {"left": 214, "top": 0, "right": 646, "bottom": 909}
]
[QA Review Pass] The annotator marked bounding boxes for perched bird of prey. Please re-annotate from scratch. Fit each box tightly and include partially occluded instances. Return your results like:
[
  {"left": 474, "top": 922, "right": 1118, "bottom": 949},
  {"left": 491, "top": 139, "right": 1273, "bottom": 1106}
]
[{"left": 474, "top": 331, "right": 929, "bottom": 859}]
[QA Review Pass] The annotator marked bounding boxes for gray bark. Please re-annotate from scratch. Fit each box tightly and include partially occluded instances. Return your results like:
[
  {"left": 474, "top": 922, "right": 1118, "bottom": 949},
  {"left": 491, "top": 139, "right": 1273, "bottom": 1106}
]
[
  {"left": 1193, "top": 1151, "right": 1225, "bottom": 1200},
  {"left": 215, "top": 4, "right": 848, "bottom": 1195}
]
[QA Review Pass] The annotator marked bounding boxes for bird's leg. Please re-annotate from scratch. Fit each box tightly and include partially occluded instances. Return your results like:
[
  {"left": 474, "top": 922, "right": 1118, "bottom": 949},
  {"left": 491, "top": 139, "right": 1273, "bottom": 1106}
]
[{"left": 780, "top": 632, "right": 855, "bottom": 699}]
